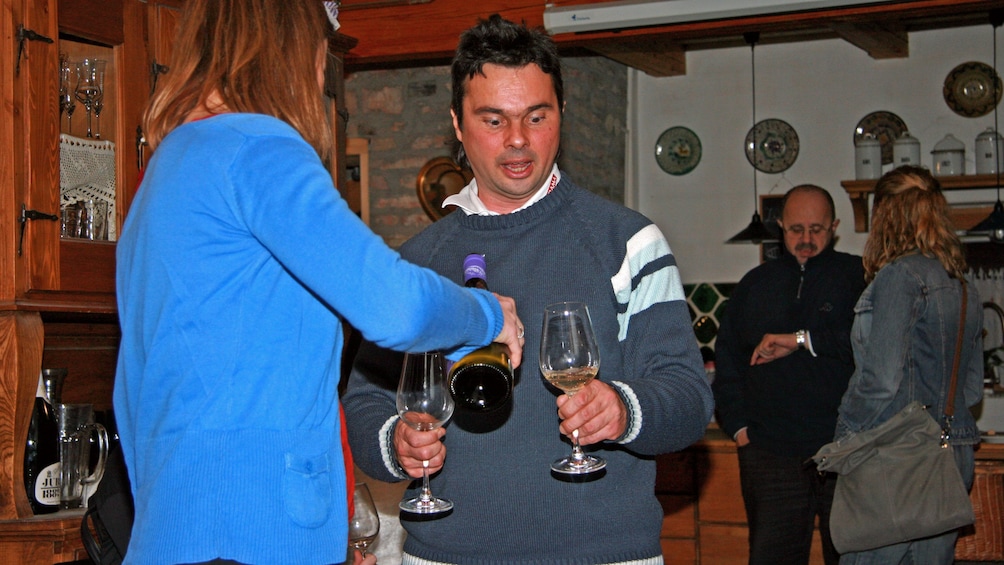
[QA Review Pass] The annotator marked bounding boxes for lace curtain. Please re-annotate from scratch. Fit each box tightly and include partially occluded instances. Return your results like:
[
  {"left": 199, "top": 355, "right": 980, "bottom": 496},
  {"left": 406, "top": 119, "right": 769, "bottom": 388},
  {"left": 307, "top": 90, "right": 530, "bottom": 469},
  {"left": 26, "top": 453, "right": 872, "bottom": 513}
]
[{"left": 60, "top": 134, "right": 116, "bottom": 241}]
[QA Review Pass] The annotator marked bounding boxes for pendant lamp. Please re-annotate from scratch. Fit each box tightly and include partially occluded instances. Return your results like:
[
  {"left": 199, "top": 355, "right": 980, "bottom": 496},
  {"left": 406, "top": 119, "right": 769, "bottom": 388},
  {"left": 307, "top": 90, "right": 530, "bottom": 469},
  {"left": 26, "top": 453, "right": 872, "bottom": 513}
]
[
  {"left": 727, "top": 32, "right": 778, "bottom": 244},
  {"left": 968, "top": 10, "right": 1004, "bottom": 244}
]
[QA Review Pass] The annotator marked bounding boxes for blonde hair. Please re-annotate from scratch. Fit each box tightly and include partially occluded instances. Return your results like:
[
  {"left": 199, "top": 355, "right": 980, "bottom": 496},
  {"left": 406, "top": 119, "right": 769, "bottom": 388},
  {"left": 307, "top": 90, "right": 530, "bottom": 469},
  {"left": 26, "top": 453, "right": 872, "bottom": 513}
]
[
  {"left": 863, "top": 165, "right": 967, "bottom": 281},
  {"left": 142, "top": 0, "right": 333, "bottom": 160}
]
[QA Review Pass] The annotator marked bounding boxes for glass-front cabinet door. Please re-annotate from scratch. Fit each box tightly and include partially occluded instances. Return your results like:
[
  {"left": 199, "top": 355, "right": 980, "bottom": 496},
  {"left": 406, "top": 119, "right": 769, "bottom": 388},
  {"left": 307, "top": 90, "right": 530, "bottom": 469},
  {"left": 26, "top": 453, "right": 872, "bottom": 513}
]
[{"left": 11, "top": 0, "right": 174, "bottom": 312}]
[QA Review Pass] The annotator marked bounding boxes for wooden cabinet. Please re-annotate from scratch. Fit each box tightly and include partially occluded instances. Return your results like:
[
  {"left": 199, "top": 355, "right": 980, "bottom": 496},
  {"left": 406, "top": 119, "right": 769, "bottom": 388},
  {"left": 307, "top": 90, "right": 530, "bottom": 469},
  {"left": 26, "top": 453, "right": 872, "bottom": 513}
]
[
  {"left": 1, "top": 1, "right": 162, "bottom": 560},
  {"left": 656, "top": 429, "right": 1004, "bottom": 564},
  {"left": 2, "top": 2, "right": 357, "bottom": 561}
]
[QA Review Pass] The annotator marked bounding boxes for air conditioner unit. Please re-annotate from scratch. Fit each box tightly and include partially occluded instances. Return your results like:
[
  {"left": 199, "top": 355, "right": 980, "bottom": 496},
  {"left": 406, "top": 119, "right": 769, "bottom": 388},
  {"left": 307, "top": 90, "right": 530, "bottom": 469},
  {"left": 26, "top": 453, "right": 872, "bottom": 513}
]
[{"left": 543, "top": 0, "right": 902, "bottom": 35}]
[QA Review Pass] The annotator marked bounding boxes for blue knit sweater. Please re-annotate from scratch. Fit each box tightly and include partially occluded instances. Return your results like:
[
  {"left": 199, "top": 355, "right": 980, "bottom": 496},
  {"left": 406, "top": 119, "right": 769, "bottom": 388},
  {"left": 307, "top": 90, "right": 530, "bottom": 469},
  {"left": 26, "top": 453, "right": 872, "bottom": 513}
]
[
  {"left": 114, "top": 114, "right": 502, "bottom": 564},
  {"left": 344, "top": 178, "right": 714, "bottom": 565}
]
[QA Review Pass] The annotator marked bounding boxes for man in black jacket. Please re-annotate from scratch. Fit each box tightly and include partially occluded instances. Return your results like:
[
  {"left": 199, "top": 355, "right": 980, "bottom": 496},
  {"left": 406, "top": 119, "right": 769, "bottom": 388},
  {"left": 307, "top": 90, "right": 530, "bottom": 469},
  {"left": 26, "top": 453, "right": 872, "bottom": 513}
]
[{"left": 713, "top": 184, "right": 866, "bottom": 565}]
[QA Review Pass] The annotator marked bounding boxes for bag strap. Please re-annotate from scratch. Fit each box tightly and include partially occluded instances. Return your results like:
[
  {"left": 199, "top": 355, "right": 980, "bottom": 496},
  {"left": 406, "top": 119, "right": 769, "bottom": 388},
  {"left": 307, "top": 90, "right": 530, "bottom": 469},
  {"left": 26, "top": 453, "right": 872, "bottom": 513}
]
[{"left": 940, "top": 281, "right": 967, "bottom": 446}]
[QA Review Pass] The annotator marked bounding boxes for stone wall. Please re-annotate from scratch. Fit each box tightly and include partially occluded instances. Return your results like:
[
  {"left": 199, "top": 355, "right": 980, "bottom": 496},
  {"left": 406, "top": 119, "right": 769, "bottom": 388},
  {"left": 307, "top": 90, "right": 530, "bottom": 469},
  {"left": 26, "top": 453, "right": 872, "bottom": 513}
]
[{"left": 343, "top": 56, "right": 627, "bottom": 248}]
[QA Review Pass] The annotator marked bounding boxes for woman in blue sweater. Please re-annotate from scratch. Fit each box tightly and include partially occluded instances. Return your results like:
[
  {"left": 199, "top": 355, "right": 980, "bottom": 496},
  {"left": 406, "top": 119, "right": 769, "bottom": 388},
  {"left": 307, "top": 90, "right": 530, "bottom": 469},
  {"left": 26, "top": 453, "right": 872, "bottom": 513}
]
[{"left": 113, "top": 1, "right": 523, "bottom": 563}]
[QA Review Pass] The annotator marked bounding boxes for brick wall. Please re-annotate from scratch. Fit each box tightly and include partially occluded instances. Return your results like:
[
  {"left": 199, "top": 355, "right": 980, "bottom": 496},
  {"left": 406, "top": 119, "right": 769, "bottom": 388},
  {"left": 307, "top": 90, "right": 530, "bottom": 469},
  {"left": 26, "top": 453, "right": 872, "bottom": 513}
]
[{"left": 343, "top": 56, "right": 627, "bottom": 247}]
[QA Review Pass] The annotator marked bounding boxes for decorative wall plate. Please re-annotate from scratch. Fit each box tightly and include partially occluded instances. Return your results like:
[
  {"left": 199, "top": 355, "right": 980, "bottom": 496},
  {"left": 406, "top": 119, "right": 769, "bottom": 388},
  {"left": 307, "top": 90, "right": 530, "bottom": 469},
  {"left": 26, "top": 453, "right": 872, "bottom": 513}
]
[
  {"left": 745, "top": 118, "right": 799, "bottom": 173},
  {"left": 416, "top": 156, "right": 473, "bottom": 221},
  {"left": 943, "top": 61, "right": 1003, "bottom": 118},
  {"left": 655, "top": 126, "right": 702, "bottom": 175},
  {"left": 853, "top": 111, "right": 908, "bottom": 165}
]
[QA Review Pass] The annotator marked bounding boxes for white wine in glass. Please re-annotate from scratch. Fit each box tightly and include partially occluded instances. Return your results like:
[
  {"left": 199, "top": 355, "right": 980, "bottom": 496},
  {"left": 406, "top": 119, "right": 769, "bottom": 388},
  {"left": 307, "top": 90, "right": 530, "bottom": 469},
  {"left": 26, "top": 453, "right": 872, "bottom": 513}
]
[
  {"left": 348, "top": 482, "right": 380, "bottom": 554},
  {"left": 397, "top": 351, "right": 455, "bottom": 514},
  {"left": 540, "top": 301, "right": 605, "bottom": 475}
]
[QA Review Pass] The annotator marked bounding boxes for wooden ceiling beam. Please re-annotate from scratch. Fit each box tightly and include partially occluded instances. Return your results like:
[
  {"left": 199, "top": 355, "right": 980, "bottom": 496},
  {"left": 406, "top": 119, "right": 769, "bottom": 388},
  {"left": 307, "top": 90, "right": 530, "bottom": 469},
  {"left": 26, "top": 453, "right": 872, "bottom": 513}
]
[
  {"left": 585, "top": 38, "right": 686, "bottom": 77},
  {"left": 829, "top": 21, "right": 909, "bottom": 59}
]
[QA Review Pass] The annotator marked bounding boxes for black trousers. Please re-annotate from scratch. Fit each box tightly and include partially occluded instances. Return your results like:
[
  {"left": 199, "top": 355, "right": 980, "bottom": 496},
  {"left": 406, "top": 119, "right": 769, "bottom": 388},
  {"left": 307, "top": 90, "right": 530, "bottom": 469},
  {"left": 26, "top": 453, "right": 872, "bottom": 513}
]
[{"left": 737, "top": 443, "right": 840, "bottom": 565}]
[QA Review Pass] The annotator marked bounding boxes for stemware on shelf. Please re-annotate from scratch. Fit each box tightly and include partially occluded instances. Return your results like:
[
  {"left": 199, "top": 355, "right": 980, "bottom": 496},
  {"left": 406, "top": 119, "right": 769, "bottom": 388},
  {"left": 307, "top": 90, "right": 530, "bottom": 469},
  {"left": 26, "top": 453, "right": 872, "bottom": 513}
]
[
  {"left": 91, "top": 59, "right": 106, "bottom": 139},
  {"left": 59, "top": 55, "right": 77, "bottom": 133},
  {"left": 348, "top": 482, "right": 380, "bottom": 555},
  {"left": 74, "top": 58, "right": 105, "bottom": 138},
  {"left": 396, "top": 351, "right": 455, "bottom": 514},
  {"left": 539, "top": 301, "right": 605, "bottom": 475}
]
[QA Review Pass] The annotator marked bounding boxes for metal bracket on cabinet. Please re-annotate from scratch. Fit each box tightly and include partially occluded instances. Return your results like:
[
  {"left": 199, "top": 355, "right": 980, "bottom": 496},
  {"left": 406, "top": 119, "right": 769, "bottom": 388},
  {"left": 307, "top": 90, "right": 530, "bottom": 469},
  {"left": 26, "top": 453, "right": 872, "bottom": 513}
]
[
  {"left": 150, "top": 60, "right": 170, "bottom": 94},
  {"left": 15, "top": 24, "right": 53, "bottom": 76},
  {"left": 19, "top": 204, "right": 59, "bottom": 257},
  {"left": 136, "top": 126, "right": 148, "bottom": 171}
]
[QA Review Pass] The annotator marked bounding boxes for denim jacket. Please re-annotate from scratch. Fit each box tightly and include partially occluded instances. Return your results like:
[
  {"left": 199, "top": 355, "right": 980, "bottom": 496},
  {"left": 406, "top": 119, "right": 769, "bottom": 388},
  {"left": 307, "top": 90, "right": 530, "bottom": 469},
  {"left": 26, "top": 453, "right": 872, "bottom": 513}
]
[{"left": 834, "top": 253, "right": 984, "bottom": 445}]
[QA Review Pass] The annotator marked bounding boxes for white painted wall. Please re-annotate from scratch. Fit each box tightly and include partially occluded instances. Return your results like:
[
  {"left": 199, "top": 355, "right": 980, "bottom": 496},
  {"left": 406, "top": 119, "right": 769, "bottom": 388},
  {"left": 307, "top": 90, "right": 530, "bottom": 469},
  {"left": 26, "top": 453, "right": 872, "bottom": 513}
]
[{"left": 627, "top": 25, "right": 1001, "bottom": 284}]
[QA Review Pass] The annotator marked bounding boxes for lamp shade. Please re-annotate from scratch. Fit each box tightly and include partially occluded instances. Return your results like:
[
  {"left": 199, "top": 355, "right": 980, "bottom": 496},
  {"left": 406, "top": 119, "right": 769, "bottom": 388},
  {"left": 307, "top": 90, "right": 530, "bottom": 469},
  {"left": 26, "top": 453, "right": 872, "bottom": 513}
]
[{"left": 726, "top": 211, "right": 779, "bottom": 244}]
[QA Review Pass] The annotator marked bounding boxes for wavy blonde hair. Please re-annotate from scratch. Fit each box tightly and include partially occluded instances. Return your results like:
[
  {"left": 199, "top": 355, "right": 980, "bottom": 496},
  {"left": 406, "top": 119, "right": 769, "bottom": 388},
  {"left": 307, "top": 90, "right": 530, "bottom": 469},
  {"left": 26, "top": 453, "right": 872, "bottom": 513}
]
[
  {"left": 142, "top": 0, "right": 333, "bottom": 160},
  {"left": 863, "top": 165, "right": 967, "bottom": 281}
]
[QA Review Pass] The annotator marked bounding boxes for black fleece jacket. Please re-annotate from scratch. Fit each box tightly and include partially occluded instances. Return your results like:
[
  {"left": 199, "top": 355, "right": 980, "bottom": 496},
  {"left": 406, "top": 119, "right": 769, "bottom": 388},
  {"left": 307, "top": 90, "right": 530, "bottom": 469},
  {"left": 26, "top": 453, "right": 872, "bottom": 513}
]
[{"left": 712, "top": 245, "right": 866, "bottom": 457}]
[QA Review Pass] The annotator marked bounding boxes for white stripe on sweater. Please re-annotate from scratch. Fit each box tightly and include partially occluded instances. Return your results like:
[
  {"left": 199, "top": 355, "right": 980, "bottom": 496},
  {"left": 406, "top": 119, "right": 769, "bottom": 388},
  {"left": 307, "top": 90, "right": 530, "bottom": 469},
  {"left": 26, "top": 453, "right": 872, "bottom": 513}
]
[{"left": 611, "top": 224, "right": 685, "bottom": 341}]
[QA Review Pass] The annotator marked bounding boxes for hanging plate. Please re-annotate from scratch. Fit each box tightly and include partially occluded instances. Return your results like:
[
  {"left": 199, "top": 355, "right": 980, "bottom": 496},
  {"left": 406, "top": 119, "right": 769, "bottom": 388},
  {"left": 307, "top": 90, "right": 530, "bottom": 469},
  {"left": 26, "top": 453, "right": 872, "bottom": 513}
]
[
  {"left": 745, "top": 118, "right": 799, "bottom": 173},
  {"left": 655, "top": 126, "right": 702, "bottom": 175},
  {"left": 853, "top": 111, "right": 908, "bottom": 165},
  {"left": 943, "top": 61, "right": 1003, "bottom": 118}
]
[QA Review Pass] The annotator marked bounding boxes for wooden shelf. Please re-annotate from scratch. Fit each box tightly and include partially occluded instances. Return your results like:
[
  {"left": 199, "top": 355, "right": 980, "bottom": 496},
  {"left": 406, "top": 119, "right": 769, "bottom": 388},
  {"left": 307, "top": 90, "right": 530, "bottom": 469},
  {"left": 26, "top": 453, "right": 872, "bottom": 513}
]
[
  {"left": 841, "top": 174, "right": 1001, "bottom": 232},
  {"left": 0, "top": 511, "right": 87, "bottom": 564}
]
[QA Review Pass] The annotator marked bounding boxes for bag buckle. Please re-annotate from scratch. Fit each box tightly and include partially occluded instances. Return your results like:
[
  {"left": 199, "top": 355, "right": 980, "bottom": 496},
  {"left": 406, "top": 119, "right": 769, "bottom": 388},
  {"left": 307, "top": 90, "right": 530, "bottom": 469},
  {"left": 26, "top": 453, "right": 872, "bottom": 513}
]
[{"left": 940, "top": 415, "right": 953, "bottom": 448}]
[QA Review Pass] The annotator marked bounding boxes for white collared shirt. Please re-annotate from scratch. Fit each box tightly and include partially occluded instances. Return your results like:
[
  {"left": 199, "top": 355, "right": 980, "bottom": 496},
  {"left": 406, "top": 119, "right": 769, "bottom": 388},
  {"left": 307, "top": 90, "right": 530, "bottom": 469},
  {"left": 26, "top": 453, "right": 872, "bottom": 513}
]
[{"left": 442, "top": 164, "right": 561, "bottom": 216}]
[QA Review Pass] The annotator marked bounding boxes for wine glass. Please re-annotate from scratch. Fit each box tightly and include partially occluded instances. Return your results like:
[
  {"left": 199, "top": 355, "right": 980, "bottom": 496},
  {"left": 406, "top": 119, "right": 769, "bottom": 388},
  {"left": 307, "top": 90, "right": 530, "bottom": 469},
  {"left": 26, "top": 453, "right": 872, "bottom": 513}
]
[
  {"left": 59, "top": 56, "right": 76, "bottom": 133},
  {"left": 539, "top": 301, "right": 605, "bottom": 475},
  {"left": 75, "top": 58, "right": 104, "bottom": 138},
  {"left": 91, "top": 60, "right": 106, "bottom": 139},
  {"left": 348, "top": 482, "right": 380, "bottom": 555},
  {"left": 396, "top": 351, "right": 455, "bottom": 514}
]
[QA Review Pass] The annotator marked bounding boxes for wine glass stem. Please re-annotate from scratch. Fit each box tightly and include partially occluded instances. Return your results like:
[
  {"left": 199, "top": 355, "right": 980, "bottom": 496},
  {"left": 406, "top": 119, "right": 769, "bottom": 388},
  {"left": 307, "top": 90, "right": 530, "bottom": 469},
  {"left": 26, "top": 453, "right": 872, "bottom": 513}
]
[
  {"left": 419, "top": 459, "right": 434, "bottom": 502},
  {"left": 570, "top": 428, "right": 586, "bottom": 462}
]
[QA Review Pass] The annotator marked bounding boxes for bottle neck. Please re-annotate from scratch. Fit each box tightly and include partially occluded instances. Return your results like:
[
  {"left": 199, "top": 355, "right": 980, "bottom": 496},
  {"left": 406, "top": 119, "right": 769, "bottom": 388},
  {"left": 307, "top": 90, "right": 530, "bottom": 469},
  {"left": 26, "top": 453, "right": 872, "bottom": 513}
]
[
  {"left": 36, "top": 374, "right": 47, "bottom": 401},
  {"left": 465, "top": 277, "right": 488, "bottom": 290}
]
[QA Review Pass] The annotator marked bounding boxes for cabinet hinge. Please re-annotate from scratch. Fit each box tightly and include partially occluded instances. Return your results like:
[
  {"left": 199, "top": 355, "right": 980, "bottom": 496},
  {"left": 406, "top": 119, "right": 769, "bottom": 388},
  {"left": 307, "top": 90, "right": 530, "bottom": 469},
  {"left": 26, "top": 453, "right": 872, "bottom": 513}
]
[
  {"left": 15, "top": 24, "right": 54, "bottom": 76},
  {"left": 19, "top": 204, "right": 59, "bottom": 257}
]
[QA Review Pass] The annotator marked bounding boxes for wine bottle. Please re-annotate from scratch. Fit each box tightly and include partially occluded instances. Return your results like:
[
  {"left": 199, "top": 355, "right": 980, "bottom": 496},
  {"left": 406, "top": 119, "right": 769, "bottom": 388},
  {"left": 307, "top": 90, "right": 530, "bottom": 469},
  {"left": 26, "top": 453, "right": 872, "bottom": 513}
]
[
  {"left": 449, "top": 254, "right": 514, "bottom": 412},
  {"left": 24, "top": 370, "right": 61, "bottom": 514}
]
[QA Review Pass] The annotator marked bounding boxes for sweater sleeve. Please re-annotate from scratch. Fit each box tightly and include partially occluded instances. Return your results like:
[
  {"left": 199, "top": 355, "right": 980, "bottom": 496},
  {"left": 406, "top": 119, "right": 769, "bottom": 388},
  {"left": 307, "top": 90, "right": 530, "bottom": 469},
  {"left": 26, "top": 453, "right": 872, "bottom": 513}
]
[
  {"left": 609, "top": 224, "right": 714, "bottom": 455},
  {"left": 228, "top": 131, "right": 501, "bottom": 358}
]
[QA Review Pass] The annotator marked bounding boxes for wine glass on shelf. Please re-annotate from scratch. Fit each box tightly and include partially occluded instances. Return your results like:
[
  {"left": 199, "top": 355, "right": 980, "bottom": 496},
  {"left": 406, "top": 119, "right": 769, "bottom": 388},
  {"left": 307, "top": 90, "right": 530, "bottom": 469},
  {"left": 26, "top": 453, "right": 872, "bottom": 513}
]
[
  {"left": 75, "top": 58, "right": 104, "bottom": 138},
  {"left": 91, "top": 60, "right": 106, "bottom": 139},
  {"left": 396, "top": 351, "right": 455, "bottom": 514},
  {"left": 348, "top": 482, "right": 380, "bottom": 555},
  {"left": 59, "top": 56, "right": 77, "bottom": 133},
  {"left": 539, "top": 301, "right": 605, "bottom": 475}
]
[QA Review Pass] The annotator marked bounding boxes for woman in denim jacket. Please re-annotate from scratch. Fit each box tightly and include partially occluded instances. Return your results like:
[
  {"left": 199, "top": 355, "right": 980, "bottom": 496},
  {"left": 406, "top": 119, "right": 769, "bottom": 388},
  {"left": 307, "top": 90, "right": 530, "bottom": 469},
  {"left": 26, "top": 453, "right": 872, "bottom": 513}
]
[{"left": 834, "top": 166, "right": 984, "bottom": 564}]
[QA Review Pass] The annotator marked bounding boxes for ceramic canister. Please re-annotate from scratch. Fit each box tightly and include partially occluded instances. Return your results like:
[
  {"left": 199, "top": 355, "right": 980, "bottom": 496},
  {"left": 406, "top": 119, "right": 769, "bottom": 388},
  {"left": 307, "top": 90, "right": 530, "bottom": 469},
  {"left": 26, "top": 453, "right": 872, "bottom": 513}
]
[
  {"left": 892, "top": 131, "right": 921, "bottom": 167},
  {"left": 854, "top": 134, "right": 882, "bottom": 180},
  {"left": 975, "top": 127, "right": 1004, "bottom": 175},
  {"left": 931, "top": 134, "right": 965, "bottom": 176}
]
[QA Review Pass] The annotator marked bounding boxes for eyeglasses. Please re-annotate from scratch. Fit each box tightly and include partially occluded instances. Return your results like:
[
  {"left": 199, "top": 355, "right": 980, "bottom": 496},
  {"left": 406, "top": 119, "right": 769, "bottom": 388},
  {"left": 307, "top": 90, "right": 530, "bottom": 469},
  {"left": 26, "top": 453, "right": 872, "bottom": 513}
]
[{"left": 782, "top": 224, "right": 832, "bottom": 236}]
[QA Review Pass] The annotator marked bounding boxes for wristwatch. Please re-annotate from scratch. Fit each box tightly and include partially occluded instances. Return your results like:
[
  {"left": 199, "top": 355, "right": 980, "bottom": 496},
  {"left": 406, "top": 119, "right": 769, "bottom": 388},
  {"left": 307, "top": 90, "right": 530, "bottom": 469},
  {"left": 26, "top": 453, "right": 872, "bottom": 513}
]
[{"left": 795, "top": 329, "right": 808, "bottom": 349}]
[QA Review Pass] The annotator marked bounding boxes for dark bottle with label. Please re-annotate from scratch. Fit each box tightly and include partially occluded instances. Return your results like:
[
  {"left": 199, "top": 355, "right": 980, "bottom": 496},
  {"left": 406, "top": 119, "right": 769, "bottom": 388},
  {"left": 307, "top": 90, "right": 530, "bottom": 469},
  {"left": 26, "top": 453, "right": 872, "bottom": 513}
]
[
  {"left": 24, "top": 369, "right": 63, "bottom": 514},
  {"left": 449, "top": 254, "right": 514, "bottom": 412}
]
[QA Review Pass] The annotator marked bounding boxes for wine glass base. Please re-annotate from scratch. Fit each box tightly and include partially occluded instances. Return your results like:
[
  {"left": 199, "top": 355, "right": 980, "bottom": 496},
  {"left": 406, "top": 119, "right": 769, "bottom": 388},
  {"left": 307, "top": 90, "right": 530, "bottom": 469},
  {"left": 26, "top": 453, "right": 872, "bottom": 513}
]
[
  {"left": 399, "top": 496, "right": 454, "bottom": 514},
  {"left": 551, "top": 455, "right": 606, "bottom": 475}
]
